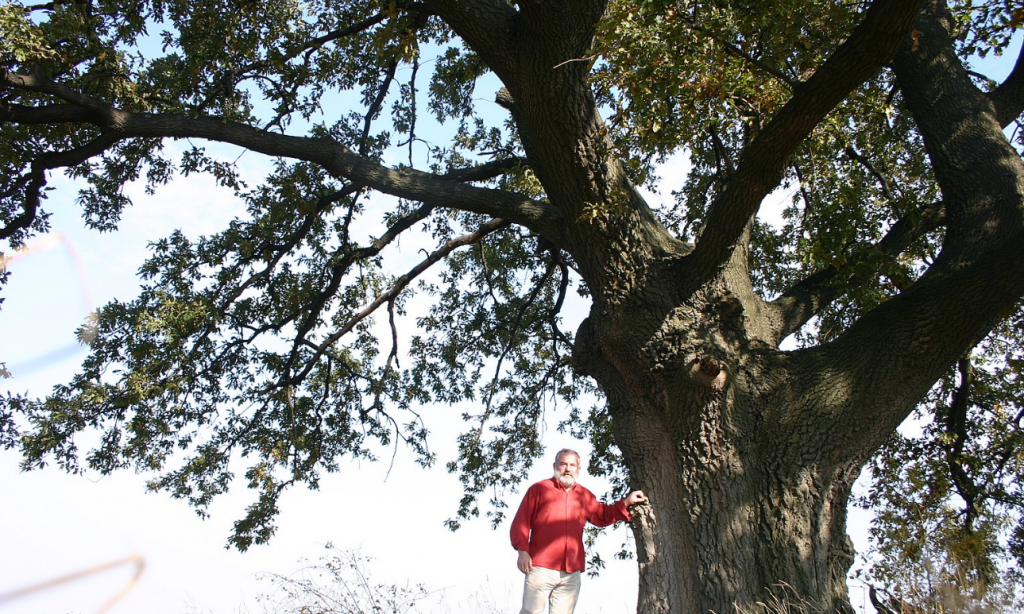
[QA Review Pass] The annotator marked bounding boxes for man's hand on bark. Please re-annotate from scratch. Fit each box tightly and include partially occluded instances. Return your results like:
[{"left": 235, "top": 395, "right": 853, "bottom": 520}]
[
  {"left": 517, "top": 550, "right": 533, "bottom": 574},
  {"left": 624, "top": 490, "right": 647, "bottom": 506}
]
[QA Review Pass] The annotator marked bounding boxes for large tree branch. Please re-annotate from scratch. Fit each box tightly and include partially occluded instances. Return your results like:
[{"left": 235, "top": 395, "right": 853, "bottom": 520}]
[
  {"left": 0, "top": 102, "right": 95, "bottom": 124},
  {"left": 683, "top": 0, "right": 923, "bottom": 287},
  {"left": 0, "top": 132, "right": 120, "bottom": 241},
  {"left": 769, "top": 199, "right": 946, "bottom": 341},
  {"left": 1, "top": 70, "right": 564, "bottom": 243},
  {"left": 143, "top": 115, "right": 561, "bottom": 238},
  {"left": 3, "top": 69, "right": 116, "bottom": 118},
  {"left": 783, "top": 0, "right": 1024, "bottom": 454},
  {"left": 776, "top": 0, "right": 1024, "bottom": 351},
  {"left": 987, "top": 42, "right": 1024, "bottom": 127},
  {"left": 946, "top": 356, "right": 979, "bottom": 531},
  {"left": 892, "top": 0, "right": 1024, "bottom": 266},
  {"left": 120, "top": 112, "right": 562, "bottom": 238},
  {"left": 442, "top": 156, "right": 527, "bottom": 182},
  {"left": 422, "top": 0, "right": 516, "bottom": 76},
  {"left": 785, "top": 228, "right": 1024, "bottom": 465}
]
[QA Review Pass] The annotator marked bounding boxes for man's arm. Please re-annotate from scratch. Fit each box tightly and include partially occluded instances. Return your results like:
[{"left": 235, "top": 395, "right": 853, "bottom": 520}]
[
  {"left": 623, "top": 490, "right": 647, "bottom": 506},
  {"left": 517, "top": 549, "right": 533, "bottom": 574},
  {"left": 510, "top": 484, "right": 538, "bottom": 574},
  {"left": 586, "top": 489, "right": 648, "bottom": 526}
]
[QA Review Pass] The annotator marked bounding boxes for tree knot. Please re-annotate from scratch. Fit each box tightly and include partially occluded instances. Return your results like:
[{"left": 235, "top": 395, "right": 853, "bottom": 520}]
[
  {"left": 495, "top": 88, "right": 515, "bottom": 112},
  {"left": 690, "top": 357, "right": 728, "bottom": 391}
]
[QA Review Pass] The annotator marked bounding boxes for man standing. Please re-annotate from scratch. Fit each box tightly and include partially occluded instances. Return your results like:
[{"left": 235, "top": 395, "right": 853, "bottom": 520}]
[{"left": 510, "top": 448, "right": 647, "bottom": 614}]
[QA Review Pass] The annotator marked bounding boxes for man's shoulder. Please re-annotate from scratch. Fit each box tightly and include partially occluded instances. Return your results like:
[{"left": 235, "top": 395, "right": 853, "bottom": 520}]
[
  {"left": 528, "top": 477, "right": 557, "bottom": 491},
  {"left": 570, "top": 482, "right": 597, "bottom": 498}
]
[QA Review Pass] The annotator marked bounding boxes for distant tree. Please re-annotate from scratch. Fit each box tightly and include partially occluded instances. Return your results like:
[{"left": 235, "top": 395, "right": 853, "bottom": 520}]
[{"left": 2, "top": 0, "right": 1024, "bottom": 612}]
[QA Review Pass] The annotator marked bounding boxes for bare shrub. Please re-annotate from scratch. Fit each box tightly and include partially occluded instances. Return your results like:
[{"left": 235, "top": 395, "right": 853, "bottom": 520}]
[{"left": 255, "top": 546, "right": 432, "bottom": 614}]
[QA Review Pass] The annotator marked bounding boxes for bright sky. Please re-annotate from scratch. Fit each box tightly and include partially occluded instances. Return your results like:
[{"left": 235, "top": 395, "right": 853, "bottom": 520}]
[
  {"left": 2, "top": 28, "right": 1020, "bottom": 614},
  {"left": 0, "top": 144, "right": 641, "bottom": 614}
]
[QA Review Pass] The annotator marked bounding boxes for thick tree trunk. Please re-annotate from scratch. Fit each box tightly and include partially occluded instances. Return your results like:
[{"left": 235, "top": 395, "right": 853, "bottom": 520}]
[
  {"left": 611, "top": 391, "right": 860, "bottom": 614},
  {"left": 574, "top": 278, "right": 865, "bottom": 614},
  {"left": 434, "top": 4, "right": 1024, "bottom": 613}
]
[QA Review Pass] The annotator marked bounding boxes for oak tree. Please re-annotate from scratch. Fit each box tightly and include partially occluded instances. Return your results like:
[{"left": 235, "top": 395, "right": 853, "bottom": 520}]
[{"left": 3, "top": 0, "right": 1024, "bottom": 612}]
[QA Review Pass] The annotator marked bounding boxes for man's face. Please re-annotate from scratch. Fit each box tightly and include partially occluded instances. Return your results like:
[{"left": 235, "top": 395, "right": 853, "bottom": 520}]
[{"left": 553, "top": 453, "right": 580, "bottom": 487}]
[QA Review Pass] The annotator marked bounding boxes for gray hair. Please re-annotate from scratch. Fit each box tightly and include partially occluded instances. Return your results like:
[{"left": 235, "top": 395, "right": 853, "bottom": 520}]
[{"left": 553, "top": 448, "right": 581, "bottom": 464}]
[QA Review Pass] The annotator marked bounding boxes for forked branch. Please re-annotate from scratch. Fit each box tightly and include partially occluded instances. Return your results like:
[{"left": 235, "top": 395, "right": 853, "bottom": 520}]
[
  {"left": 770, "top": 199, "right": 945, "bottom": 341},
  {"left": 282, "top": 217, "right": 512, "bottom": 387},
  {"left": 684, "top": 0, "right": 923, "bottom": 287},
  {"left": 0, "top": 132, "right": 120, "bottom": 241},
  {"left": 988, "top": 43, "right": 1024, "bottom": 127}
]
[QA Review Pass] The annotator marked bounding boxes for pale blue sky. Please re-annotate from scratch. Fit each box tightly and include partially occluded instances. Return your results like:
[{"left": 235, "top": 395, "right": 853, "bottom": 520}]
[{"left": 0, "top": 144, "right": 640, "bottom": 614}]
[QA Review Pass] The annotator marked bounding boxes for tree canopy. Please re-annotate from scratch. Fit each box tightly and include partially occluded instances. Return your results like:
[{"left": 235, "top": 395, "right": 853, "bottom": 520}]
[{"left": 3, "top": 0, "right": 1024, "bottom": 611}]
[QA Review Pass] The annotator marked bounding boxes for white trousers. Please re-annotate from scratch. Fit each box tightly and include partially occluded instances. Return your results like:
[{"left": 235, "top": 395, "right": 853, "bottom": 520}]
[{"left": 520, "top": 567, "right": 582, "bottom": 614}]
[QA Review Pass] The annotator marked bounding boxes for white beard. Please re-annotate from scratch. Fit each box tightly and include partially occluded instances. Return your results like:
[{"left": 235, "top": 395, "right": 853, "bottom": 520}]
[{"left": 556, "top": 473, "right": 576, "bottom": 488}]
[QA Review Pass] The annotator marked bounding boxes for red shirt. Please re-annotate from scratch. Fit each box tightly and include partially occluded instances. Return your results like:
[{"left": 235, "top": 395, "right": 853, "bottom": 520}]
[{"left": 510, "top": 477, "right": 631, "bottom": 573}]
